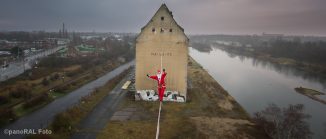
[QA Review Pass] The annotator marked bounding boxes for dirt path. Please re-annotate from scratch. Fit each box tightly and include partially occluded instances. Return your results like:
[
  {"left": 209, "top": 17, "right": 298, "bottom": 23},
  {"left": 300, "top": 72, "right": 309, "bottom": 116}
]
[{"left": 70, "top": 74, "right": 131, "bottom": 139}]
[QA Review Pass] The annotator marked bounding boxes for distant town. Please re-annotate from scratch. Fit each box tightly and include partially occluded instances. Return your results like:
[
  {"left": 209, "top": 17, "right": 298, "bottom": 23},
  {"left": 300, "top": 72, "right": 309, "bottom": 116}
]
[{"left": 0, "top": 23, "right": 137, "bottom": 81}]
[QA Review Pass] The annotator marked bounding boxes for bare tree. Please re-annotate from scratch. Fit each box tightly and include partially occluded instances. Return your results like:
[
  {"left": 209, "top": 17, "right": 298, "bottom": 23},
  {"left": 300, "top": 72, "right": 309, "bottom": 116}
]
[{"left": 253, "top": 103, "right": 312, "bottom": 139}]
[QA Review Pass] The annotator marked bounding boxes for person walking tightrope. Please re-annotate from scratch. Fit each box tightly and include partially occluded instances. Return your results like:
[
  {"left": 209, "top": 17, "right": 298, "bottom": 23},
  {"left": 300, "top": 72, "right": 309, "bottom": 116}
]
[{"left": 147, "top": 68, "right": 167, "bottom": 101}]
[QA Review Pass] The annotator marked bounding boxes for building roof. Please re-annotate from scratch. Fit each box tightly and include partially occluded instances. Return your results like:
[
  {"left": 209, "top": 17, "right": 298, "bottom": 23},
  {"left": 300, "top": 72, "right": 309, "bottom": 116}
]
[{"left": 136, "top": 3, "right": 189, "bottom": 41}]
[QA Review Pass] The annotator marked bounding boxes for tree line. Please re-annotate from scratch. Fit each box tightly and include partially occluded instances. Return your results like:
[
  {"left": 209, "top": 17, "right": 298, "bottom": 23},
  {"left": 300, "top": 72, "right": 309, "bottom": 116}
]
[
  {"left": 253, "top": 39, "right": 326, "bottom": 66},
  {"left": 0, "top": 31, "right": 60, "bottom": 42}
]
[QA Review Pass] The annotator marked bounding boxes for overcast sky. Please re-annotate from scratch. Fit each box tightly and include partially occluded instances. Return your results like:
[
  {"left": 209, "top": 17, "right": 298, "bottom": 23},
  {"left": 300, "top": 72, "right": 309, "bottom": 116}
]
[{"left": 0, "top": 0, "right": 325, "bottom": 36}]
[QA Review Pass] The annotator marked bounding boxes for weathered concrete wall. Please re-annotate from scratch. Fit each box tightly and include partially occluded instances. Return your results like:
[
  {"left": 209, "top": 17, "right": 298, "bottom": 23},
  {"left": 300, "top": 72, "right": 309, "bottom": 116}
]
[{"left": 135, "top": 4, "right": 188, "bottom": 99}]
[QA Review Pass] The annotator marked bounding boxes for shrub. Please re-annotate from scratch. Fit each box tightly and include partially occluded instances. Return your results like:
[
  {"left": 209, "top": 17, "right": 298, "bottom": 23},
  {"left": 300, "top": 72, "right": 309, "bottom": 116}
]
[
  {"left": 54, "top": 84, "right": 69, "bottom": 93},
  {"left": 31, "top": 83, "right": 37, "bottom": 87},
  {"left": 0, "top": 108, "right": 16, "bottom": 126},
  {"left": 10, "top": 86, "right": 32, "bottom": 100},
  {"left": 52, "top": 112, "right": 73, "bottom": 133},
  {"left": 23, "top": 93, "right": 49, "bottom": 109},
  {"left": 53, "top": 73, "right": 60, "bottom": 80},
  {"left": 66, "top": 71, "right": 78, "bottom": 77},
  {"left": 42, "top": 78, "right": 50, "bottom": 86},
  {"left": 253, "top": 103, "right": 312, "bottom": 139},
  {"left": 50, "top": 73, "right": 60, "bottom": 81},
  {"left": 0, "top": 95, "right": 11, "bottom": 105},
  {"left": 28, "top": 68, "right": 52, "bottom": 80}
]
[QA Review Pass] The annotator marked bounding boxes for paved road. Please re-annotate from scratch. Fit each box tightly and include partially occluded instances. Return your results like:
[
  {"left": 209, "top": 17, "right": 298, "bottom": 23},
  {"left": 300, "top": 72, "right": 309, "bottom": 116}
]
[
  {"left": 0, "top": 45, "right": 66, "bottom": 81},
  {"left": 71, "top": 72, "right": 131, "bottom": 139},
  {"left": 0, "top": 60, "right": 134, "bottom": 139}
]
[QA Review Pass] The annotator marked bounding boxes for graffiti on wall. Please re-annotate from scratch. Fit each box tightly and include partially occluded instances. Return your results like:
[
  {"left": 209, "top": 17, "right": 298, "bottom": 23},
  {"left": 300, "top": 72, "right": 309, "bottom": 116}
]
[{"left": 135, "top": 90, "right": 185, "bottom": 102}]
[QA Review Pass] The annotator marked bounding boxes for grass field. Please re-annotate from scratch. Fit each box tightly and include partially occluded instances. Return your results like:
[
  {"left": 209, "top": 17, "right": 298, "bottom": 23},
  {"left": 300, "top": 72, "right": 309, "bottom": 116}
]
[
  {"left": 26, "top": 68, "right": 131, "bottom": 139},
  {"left": 97, "top": 57, "right": 269, "bottom": 139},
  {"left": 0, "top": 58, "right": 123, "bottom": 127},
  {"left": 295, "top": 87, "right": 325, "bottom": 96},
  {"left": 295, "top": 87, "right": 326, "bottom": 105}
]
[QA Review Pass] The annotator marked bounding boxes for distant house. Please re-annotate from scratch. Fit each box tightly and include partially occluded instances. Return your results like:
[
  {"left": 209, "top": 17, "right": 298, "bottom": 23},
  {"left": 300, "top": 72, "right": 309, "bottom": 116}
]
[
  {"left": 63, "top": 44, "right": 100, "bottom": 57},
  {"left": 0, "top": 51, "right": 11, "bottom": 56},
  {"left": 66, "top": 45, "right": 79, "bottom": 57}
]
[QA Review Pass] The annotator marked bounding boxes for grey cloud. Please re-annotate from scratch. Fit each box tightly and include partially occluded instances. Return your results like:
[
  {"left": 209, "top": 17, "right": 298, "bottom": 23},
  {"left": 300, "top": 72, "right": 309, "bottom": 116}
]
[{"left": 0, "top": 0, "right": 325, "bottom": 36}]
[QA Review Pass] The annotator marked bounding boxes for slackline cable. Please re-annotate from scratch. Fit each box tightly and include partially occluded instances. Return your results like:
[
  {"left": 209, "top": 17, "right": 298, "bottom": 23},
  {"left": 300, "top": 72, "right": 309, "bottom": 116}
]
[{"left": 155, "top": 101, "right": 162, "bottom": 139}]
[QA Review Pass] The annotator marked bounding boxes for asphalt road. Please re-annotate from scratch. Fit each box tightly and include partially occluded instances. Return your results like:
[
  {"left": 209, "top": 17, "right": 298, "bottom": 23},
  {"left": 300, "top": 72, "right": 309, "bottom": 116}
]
[
  {"left": 0, "top": 45, "right": 66, "bottom": 81},
  {"left": 0, "top": 60, "right": 134, "bottom": 139},
  {"left": 70, "top": 72, "right": 131, "bottom": 139}
]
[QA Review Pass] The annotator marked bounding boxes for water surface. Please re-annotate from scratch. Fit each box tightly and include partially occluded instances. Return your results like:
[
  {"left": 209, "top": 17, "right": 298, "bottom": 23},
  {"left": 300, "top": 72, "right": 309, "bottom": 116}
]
[{"left": 189, "top": 47, "right": 326, "bottom": 138}]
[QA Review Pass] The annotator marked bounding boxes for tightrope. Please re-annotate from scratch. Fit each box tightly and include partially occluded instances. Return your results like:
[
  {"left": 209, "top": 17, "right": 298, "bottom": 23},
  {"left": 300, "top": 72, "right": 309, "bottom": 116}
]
[{"left": 155, "top": 101, "right": 162, "bottom": 139}]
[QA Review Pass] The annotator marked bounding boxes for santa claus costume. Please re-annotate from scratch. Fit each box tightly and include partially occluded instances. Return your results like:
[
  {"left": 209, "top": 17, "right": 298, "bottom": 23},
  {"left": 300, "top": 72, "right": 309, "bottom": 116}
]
[{"left": 147, "top": 69, "right": 167, "bottom": 101}]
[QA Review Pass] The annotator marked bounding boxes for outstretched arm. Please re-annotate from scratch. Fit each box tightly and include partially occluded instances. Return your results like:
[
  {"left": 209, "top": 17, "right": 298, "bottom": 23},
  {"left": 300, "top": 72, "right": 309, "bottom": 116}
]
[
  {"left": 147, "top": 74, "right": 158, "bottom": 80},
  {"left": 162, "top": 68, "right": 167, "bottom": 78}
]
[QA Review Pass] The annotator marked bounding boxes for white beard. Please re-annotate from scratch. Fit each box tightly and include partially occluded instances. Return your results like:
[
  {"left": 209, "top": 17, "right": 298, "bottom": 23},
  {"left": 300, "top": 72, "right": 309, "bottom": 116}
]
[{"left": 157, "top": 73, "right": 162, "bottom": 83}]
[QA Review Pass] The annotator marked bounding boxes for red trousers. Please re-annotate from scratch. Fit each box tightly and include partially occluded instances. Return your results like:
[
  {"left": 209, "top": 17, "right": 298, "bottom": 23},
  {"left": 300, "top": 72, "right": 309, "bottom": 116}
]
[{"left": 158, "top": 87, "right": 165, "bottom": 101}]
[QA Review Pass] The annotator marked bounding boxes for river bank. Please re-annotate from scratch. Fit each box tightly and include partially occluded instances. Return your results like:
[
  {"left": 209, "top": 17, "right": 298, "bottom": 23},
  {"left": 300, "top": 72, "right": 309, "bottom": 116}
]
[
  {"left": 295, "top": 87, "right": 326, "bottom": 105},
  {"left": 97, "top": 57, "right": 268, "bottom": 139},
  {"left": 214, "top": 45, "right": 326, "bottom": 79},
  {"left": 188, "top": 47, "right": 326, "bottom": 138}
]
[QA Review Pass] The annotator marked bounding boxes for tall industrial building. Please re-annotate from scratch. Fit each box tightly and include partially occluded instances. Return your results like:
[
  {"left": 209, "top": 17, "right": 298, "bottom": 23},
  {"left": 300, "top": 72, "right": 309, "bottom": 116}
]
[
  {"left": 135, "top": 4, "right": 188, "bottom": 101},
  {"left": 59, "top": 23, "right": 68, "bottom": 38}
]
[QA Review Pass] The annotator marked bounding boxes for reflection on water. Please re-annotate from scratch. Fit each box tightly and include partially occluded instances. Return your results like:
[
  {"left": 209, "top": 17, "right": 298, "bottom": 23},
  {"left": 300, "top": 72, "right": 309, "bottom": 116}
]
[
  {"left": 189, "top": 47, "right": 326, "bottom": 138},
  {"left": 205, "top": 47, "right": 326, "bottom": 88}
]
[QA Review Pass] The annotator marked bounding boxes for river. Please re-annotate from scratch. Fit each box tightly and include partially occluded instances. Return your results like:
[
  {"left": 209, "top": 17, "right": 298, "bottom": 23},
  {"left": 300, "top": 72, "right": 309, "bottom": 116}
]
[{"left": 189, "top": 47, "right": 326, "bottom": 138}]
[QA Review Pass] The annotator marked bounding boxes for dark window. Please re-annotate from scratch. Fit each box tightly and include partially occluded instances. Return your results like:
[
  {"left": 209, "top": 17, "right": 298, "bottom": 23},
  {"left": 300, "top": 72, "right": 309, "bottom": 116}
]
[
  {"left": 161, "top": 16, "right": 164, "bottom": 21},
  {"left": 161, "top": 28, "right": 164, "bottom": 33},
  {"left": 169, "top": 29, "right": 172, "bottom": 32},
  {"left": 152, "top": 28, "right": 155, "bottom": 32}
]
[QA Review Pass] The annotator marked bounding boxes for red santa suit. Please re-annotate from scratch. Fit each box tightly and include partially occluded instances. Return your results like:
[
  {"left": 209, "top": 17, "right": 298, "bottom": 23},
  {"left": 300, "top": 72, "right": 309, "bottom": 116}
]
[{"left": 148, "top": 70, "right": 167, "bottom": 101}]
